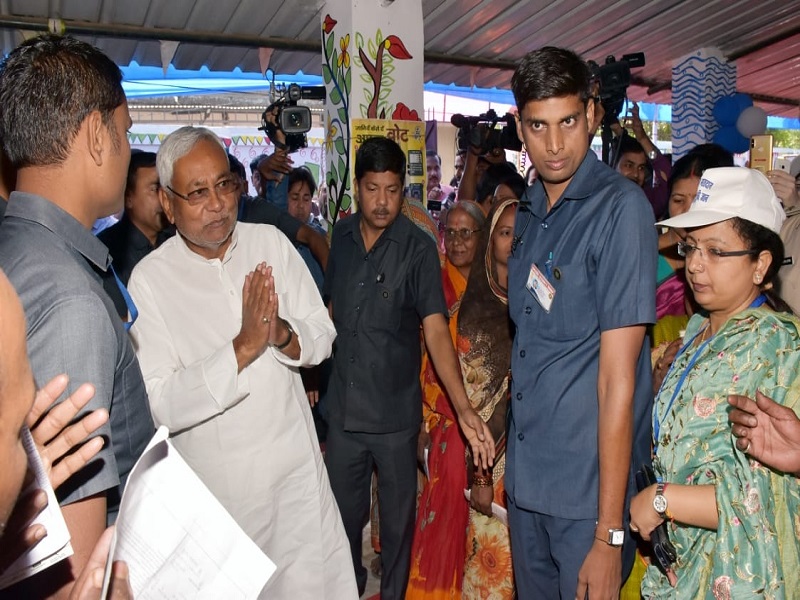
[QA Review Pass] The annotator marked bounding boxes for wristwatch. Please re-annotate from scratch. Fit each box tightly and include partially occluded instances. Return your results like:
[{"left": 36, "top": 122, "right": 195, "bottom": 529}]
[
  {"left": 272, "top": 318, "right": 295, "bottom": 350},
  {"left": 604, "top": 528, "right": 625, "bottom": 547},
  {"left": 653, "top": 482, "right": 669, "bottom": 519}
]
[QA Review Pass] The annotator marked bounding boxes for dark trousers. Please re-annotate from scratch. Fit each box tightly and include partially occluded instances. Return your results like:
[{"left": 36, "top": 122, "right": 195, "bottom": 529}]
[
  {"left": 508, "top": 498, "right": 635, "bottom": 599},
  {"left": 325, "top": 423, "right": 418, "bottom": 600}
]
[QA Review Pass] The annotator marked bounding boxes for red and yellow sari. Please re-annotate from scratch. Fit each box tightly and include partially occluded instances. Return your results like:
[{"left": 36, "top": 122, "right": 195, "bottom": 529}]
[{"left": 406, "top": 259, "right": 469, "bottom": 599}]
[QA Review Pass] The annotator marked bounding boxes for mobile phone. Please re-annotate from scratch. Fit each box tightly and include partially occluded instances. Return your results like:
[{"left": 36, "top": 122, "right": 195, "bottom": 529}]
[{"left": 750, "top": 134, "right": 774, "bottom": 174}]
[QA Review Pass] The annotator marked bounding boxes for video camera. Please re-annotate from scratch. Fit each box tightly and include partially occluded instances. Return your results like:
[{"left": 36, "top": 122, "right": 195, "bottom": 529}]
[
  {"left": 450, "top": 109, "right": 522, "bottom": 155},
  {"left": 259, "top": 82, "right": 326, "bottom": 153},
  {"left": 589, "top": 53, "right": 645, "bottom": 127}
]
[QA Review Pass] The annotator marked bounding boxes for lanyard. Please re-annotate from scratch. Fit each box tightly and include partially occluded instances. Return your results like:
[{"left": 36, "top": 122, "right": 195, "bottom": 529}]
[
  {"left": 110, "top": 265, "right": 139, "bottom": 331},
  {"left": 653, "top": 294, "right": 767, "bottom": 455}
]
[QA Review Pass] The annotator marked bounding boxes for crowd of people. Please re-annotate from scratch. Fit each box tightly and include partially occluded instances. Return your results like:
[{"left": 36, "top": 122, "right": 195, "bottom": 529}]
[{"left": 0, "top": 33, "right": 799, "bottom": 600}]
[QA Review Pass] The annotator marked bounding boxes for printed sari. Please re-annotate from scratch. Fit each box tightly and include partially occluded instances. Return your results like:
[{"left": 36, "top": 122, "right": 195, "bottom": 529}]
[
  {"left": 643, "top": 308, "right": 800, "bottom": 599},
  {"left": 406, "top": 259, "right": 469, "bottom": 599}
]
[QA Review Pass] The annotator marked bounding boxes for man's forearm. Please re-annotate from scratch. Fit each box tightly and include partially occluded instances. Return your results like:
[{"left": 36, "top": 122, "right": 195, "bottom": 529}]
[
  {"left": 596, "top": 326, "right": 645, "bottom": 531},
  {"left": 596, "top": 390, "right": 632, "bottom": 531},
  {"left": 422, "top": 315, "right": 470, "bottom": 415}
]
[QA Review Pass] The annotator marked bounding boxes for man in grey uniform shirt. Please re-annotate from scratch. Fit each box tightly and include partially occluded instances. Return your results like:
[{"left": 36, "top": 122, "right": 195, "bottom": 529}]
[{"left": 0, "top": 34, "right": 153, "bottom": 597}]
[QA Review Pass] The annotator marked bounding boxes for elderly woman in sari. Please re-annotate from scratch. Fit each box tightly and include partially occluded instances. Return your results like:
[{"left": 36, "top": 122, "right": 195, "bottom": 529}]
[
  {"left": 460, "top": 198, "right": 517, "bottom": 599},
  {"left": 630, "top": 168, "right": 800, "bottom": 599},
  {"left": 407, "top": 200, "right": 486, "bottom": 599}
]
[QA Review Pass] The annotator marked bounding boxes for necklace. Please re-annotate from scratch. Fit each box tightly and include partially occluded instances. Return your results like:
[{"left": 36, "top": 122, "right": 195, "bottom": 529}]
[{"left": 696, "top": 322, "right": 713, "bottom": 346}]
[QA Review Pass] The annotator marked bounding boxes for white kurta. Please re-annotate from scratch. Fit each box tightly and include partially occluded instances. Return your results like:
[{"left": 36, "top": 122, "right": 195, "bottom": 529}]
[{"left": 128, "top": 223, "right": 357, "bottom": 599}]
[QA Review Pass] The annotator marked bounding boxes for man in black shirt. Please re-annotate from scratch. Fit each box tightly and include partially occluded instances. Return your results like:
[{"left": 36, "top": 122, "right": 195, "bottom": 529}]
[
  {"left": 323, "top": 137, "right": 494, "bottom": 599},
  {"left": 99, "top": 151, "right": 167, "bottom": 317}
]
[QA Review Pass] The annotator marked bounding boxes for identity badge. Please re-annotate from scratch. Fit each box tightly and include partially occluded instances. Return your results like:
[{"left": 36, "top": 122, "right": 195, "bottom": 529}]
[{"left": 526, "top": 262, "right": 555, "bottom": 313}]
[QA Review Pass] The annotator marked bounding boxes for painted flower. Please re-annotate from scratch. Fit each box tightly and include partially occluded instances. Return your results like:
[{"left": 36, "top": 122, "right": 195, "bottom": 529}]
[
  {"left": 384, "top": 35, "right": 412, "bottom": 60},
  {"left": 392, "top": 102, "right": 420, "bottom": 121},
  {"left": 324, "top": 122, "right": 338, "bottom": 154},
  {"left": 338, "top": 34, "right": 350, "bottom": 69},
  {"left": 744, "top": 487, "right": 761, "bottom": 514},
  {"left": 712, "top": 575, "right": 733, "bottom": 600},
  {"left": 323, "top": 14, "right": 337, "bottom": 34},
  {"left": 693, "top": 395, "right": 716, "bottom": 418}
]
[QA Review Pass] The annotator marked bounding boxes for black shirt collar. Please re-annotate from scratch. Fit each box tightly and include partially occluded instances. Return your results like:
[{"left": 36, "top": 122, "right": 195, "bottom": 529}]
[{"left": 343, "top": 211, "right": 412, "bottom": 249}]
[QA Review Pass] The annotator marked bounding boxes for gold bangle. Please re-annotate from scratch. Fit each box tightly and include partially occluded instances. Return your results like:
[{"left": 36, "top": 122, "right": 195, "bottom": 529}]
[{"left": 473, "top": 475, "right": 493, "bottom": 487}]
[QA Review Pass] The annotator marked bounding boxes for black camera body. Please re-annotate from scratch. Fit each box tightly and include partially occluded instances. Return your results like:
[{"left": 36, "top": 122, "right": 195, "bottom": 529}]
[
  {"left": 259, "top": 83, "right": 325, "bottom": 153},
  {"left": 589, "top": 53, "right": 645, "bottom": 126},
  {"left": 451, "top": 109, "right": 522, "bottom": 155}
]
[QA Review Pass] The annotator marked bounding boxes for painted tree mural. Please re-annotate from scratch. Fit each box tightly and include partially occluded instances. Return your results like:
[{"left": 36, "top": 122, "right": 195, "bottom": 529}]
[{"left": 323, "top": 15, "right": 417, "bottom": 223}]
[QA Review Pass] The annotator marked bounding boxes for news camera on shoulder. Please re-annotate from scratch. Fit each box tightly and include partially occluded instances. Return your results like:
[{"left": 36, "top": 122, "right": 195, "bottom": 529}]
[{"left": 259, "top": 81, "right": 326, "bottom": 153}]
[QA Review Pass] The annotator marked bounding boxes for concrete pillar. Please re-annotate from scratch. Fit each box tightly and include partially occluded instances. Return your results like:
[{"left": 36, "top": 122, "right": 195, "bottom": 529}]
[
  {"left": 671, "top": 48, "right": 736, "bottom": 160},
  {"left": 321, "top": 0, "right": 425, "bottom": 224}
]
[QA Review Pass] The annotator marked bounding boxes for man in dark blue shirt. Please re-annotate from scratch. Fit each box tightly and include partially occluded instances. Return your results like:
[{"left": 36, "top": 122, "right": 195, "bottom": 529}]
[
  {"left": 507, "top": 47, "right": 657, "bottom": 599},
  {"left": 324, "top": 137, "right": 494, "bottom": 599}
]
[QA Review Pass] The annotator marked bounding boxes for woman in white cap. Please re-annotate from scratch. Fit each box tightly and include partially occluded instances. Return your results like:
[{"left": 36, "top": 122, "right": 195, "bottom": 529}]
[{"left": 629, "top": 167, "right": 800, "bottom": 599}]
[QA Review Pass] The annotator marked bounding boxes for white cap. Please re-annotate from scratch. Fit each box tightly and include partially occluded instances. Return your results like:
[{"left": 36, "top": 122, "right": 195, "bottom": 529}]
[{"left": 656, "top": 167, "right": 785, "bottom": 234}]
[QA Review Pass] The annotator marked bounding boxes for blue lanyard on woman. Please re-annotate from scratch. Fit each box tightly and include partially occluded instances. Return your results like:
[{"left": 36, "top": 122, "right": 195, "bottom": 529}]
[{"left": 653, "top": 293, "right": 767, "bottom": 456}]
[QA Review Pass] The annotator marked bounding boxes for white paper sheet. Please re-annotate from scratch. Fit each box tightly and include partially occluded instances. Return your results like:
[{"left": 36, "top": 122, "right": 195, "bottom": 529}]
[
  {"left": 0, "top": 427, "right": 73, "bottom": 589},
  {"left": 463, "top": 488, "right": 508, "bottom": 527},
  {"left": 103, "top": 426, "right": 275, "bottom": 599}
]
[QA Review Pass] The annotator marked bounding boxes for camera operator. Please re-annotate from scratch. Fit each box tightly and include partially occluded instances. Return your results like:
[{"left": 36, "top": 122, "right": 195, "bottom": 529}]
[
  {"left": 253, "top": 106, "right": 295, "bottom": 210},
  {"left": 456, "top": 144, "right": 505, "bottom": 205},
  {"left": 611, "top": 102, "right": 670, "bottom": 218}
]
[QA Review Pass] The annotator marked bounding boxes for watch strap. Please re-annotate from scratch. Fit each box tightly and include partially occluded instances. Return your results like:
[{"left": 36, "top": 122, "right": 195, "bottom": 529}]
[{"left": 273, "top": 318, "right": 295, "bottom": 350}]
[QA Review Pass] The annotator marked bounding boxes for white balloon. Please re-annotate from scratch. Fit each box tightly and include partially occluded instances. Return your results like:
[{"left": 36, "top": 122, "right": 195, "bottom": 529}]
[{"left": 736, "top": 106, "right": 768, "bottom": 138}]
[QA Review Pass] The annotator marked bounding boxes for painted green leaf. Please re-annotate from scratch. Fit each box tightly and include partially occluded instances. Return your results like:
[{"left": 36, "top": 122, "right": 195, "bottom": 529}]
[
  {"left": 383, "top": 64, "right": 395, "bottom": 76},
  {"left": 342, "top": 193, "right": 352, "bottom": 211},
  {"left": 337, "top": 156, "right": 346, "bottom": 179},
  {"left": 338, "top": 107, "right": 347, "bottom": 124},
  {"left": 355, "top": 32, "right": 364, "bottom": 49},
  {"left": 379, "top": 88, "right": 391, "bottom": 101},
  {"left": 344, "top": 68, "right": 352, "bottom": 97},
  {"left": 360, "top": 73, "right": 372, "bottom": 84},
  {"left": 359, "top": 103, "right": 368, "bottom": 117},
  {"left": 383, "top": 75, "right": 395, "bottom": 87},
  {"left": 329, "top": 85, "right": 341, "bottom": 105},
  {"left": 322, "top": 64, "right": 333, "bottom": 85},
  {"left": 325, "top": 31, "right": 334, "bottom": 57},
  {"left": 334, "top": 137, "right": 346, "bottom": 155},
  {"left": 375, "top": 29, "right": 383, "bottom": 47}
]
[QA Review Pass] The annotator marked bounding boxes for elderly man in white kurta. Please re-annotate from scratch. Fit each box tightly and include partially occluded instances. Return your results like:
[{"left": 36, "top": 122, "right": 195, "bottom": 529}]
[{"left": 127, "top": 126, "right": 356, "bottom": 599}]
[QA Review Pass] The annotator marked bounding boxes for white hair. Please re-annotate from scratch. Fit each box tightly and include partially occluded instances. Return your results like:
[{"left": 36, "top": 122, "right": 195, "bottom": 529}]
[{"left": 156, "top": 126, "right": 226, "bottom": 189}]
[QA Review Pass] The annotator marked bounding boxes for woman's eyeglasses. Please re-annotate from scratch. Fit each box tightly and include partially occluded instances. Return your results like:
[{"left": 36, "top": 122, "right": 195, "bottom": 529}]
[{"left": 677, "top": 241, "right": 758, "bottom": 263}]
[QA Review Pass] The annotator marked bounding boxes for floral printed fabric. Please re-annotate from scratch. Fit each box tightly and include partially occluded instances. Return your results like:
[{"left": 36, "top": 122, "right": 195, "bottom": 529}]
[{"left": 643, "top": 308, "right": 800, "bottom": 599}]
